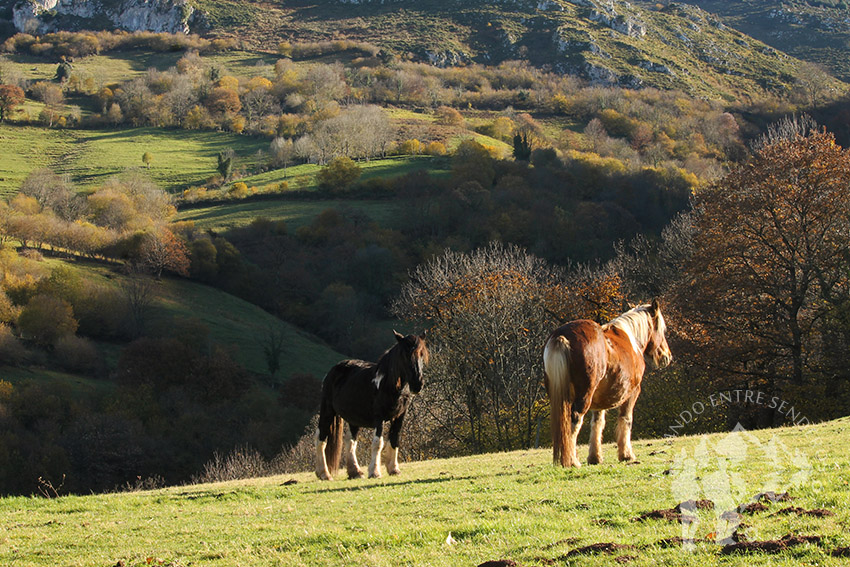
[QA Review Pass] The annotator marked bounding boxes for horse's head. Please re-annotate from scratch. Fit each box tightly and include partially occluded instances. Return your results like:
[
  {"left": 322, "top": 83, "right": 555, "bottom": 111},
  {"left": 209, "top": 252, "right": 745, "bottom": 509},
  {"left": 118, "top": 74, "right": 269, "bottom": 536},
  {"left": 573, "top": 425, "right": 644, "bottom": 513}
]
[
  {"left": 393, "top": 329, "right": 429, "bottom": 393},
  {"left": 643, "top": 298, "right": 672, "bottom": 369}
]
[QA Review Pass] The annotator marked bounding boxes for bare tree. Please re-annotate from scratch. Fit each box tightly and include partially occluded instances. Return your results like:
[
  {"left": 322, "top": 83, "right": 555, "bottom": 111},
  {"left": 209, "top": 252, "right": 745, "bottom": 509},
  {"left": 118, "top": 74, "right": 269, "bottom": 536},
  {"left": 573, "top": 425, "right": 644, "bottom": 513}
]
[
  {"left": 269, "top": 137, "right": 295, "bottom": 176},
  {"left": 393, "top": 242, "right": 561, "bottom": 454},
  {"left": 120, "top": 271, "right": 155, "bottom": 338}
]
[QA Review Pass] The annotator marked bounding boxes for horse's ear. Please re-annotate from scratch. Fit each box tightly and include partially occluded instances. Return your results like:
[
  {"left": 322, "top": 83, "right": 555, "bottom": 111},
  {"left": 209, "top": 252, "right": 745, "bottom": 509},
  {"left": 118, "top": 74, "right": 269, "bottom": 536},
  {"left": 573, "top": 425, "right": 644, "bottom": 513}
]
[
  {"left": 421, "top": 328, "right": 428, "bottom": 339},
  {"left": 621, "top": 298, "right": 631, "bottom": 312},
  {"left": 393, "top": 329, "right": 405, "bottom": 342},
  {"left": 650, "top": 298, "right": 660, "bottom": 314}
]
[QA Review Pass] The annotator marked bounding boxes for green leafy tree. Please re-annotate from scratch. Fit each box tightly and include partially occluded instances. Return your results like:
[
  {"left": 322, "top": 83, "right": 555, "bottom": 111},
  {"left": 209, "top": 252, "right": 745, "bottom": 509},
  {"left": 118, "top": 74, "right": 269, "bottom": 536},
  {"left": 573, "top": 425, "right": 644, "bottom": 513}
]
[
  {"left": 217, "top": 150, "right": 233, "bottom": 181},
  {"left": 512, "top": 132, "right": 532, "bottom": 161}
]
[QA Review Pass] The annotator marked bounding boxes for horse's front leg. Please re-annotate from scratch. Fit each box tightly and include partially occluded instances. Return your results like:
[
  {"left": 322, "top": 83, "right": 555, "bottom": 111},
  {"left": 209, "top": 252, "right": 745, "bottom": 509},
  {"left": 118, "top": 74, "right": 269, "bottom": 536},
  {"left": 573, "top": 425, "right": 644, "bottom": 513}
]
[
  {"left": 616, "top": 390, "right": 640, "bottom": 461},
  {"left": 368, "top": 422, "right": 385, "bottom": 478},
  {"left": 385, "top": 414, "right": 406, "bottom": 475}
]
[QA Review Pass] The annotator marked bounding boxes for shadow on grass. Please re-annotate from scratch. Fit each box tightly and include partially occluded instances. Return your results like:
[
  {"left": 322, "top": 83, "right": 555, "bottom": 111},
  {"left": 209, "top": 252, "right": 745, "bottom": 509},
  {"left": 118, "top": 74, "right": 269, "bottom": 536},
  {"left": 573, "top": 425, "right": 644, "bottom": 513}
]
[{"left": 306, "top": 474, "right": 475, "bottom": 494}]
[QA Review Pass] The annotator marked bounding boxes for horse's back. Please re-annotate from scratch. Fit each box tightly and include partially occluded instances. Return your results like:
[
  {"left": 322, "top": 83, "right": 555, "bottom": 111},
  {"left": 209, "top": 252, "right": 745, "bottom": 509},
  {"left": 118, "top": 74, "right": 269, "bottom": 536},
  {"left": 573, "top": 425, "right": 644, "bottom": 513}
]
[
  {"left": 323, "top": 359, "right": 377, "bottom": 426},
  {"left": 550, "top": 320, "right": 607, "bottom": 365}
]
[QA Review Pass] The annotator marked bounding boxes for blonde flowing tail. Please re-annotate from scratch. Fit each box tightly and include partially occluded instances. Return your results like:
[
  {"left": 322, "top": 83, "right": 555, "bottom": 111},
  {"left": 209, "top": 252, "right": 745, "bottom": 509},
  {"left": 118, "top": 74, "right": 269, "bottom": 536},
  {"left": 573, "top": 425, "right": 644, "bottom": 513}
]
[{"left": 544, "top": 335, "right": 576, "bottom": 467}]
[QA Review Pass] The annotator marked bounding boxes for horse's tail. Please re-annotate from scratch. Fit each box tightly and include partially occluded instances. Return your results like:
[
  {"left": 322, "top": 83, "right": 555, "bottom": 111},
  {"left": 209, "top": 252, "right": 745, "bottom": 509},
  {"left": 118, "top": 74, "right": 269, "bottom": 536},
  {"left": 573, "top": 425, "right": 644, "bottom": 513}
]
[
  {"left": 544, "top": 334, "right": 575, "bottom": 467},
  {"left": 325, "top": 414, "right": 344, "bottom": 473},
  {"left": 316, "top": 369, "right": 345, "bottom": 479}
]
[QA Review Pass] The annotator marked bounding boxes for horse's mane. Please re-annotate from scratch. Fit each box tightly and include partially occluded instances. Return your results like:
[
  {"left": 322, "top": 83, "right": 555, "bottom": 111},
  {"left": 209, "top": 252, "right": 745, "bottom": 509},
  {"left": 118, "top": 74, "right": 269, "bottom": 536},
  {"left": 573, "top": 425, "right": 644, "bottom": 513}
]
[
  {"left": 603, "top": 304, "right": 665, "bottom": 355},
  {"left": 373, "top": 336, "right": 428, "bottom": 389}
]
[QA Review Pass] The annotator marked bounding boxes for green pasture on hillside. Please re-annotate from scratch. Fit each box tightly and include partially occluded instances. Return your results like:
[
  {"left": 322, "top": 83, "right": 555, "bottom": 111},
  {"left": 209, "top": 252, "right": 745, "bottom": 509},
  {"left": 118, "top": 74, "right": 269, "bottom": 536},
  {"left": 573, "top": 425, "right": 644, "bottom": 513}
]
[
  {"left": 235, "top": 154, "right": 451, "bottom": 193},
  {"left": 1, "top": 417, "right": 848, "bottom": 566},
  {"left": 0, "top": 123, "right": 452, "bottom": 198},
  {"left": 0, "top": 125, "right": 269, "bottom": 196},
  {"left": 0, "top": 51, "right": 285, "bottom": 89},
  {"left": 177, "top": 198, "right": 401, "bottom": 232},
  {"left": 7, "top": 258, "right": 344, "bottom": 378},
  {"left": 150, "top": 277, "right": 344, "bottom": 377}
]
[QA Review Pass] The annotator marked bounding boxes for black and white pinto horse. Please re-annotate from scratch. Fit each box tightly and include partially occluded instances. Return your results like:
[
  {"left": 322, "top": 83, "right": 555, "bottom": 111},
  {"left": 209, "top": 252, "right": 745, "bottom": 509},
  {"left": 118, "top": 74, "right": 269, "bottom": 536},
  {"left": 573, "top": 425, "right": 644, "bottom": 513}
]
[{"left": 316, "top": 331, "right": 429, "bottom": 480}]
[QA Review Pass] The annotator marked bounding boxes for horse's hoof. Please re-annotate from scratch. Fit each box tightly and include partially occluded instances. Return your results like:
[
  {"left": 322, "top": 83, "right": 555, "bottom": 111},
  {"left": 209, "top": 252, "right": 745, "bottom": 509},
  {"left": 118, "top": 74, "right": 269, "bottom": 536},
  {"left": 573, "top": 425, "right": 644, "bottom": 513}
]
[
  {"left": 587, "top": 456, "right": 602, "bottom": 465},
  {"left": 368, "top": 470, "right": 382, "bottom": 479},
  {"left": 316, "top": 471, "right": 332, "bottom": 481},
  {"left": 347, "top": 469, "right": 364, "bottom": 479},
  {"left": 388, "top": 468, "right": 401, "bottom": 476}
]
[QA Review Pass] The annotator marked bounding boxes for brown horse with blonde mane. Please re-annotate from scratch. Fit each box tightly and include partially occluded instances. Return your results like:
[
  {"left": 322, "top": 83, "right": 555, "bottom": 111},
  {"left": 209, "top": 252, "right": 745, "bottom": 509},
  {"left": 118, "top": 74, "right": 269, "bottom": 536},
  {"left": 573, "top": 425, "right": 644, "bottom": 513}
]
[{"left": 543, "top": 299, "right": 672, "bottom": 467}]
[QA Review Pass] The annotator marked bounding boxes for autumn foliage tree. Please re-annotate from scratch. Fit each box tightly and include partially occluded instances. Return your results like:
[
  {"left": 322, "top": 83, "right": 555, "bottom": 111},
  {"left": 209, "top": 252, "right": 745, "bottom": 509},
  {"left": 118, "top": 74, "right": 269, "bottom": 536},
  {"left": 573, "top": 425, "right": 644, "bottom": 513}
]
[
  {"left": 0, "top": 84, "right": 25, "bottom": 122},
  {"left": 674, "top": 117, "right": 850, "bottom": 412}
]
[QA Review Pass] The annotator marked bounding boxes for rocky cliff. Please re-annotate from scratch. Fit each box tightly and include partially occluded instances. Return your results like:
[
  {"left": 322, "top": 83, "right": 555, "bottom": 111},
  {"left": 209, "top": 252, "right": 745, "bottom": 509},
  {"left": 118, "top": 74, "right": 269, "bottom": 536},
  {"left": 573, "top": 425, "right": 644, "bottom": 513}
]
[{"left": 12, "top": 0, "right": 198, "bottom": 34}]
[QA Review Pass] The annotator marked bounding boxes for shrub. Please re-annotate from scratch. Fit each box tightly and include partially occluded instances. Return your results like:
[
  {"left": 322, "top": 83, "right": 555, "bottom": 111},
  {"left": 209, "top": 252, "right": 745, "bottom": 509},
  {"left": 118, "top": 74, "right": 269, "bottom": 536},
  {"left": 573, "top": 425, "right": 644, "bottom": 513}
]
[
  {"left": 399, "top": 139, "right": 422, "bottom": 155},
  {"left": 316, "top": 156, "right": 361, "bottom": 193},
  {"left": 424, "top": 141, "right": 447, "bottom": 156},
  {"left": 0, "top": 324, "right": 28, "bottom": 364},
  {"left": 434, "top": 105, "right": 464, "bottom": 126},
  {"left": 0, "top": 290, "right": 20, "bottom": 323},
  {"left": 192, "top": 445, "right": 269, "bottom": 483},
  {"left": 229, "top": 182, "right": 249, "bottom": 199},
  {"left": 53, "top": 335, "right": 100, "bottom": 373},
  {"left": 17, "top": 294, "right": 78, "bottom": 346}
]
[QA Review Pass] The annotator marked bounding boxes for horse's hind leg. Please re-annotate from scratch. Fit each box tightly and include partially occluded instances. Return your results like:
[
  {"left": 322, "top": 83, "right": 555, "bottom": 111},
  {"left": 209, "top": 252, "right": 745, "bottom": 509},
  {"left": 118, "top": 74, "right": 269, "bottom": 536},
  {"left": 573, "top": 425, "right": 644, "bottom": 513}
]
[
  {"left": 345, "top": 425, "right": 364, "bottom": 479},
  {"left": 316, "top": 410, "right": 334, "bottom": 480},
  {"left": 616, "top": 391, "right": 640, "bottom": 461},
  {"left": 385, "top": 414, "right": 405, "bottom": 475},
  {"left": 569, "top": 411, "right": 585, "bottom": 467},
  {"left": 368, "top": 422, "right": 385, "bottom": 478},
  {"left": 587, "top": 409, "right": 606, "bottom": 465}
]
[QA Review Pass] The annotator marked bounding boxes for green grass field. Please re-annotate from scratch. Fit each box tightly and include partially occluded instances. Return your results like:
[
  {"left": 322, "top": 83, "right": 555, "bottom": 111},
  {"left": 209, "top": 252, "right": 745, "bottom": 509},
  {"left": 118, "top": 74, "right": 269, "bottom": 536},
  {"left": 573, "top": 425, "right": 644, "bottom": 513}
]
[
  {"left": 234, "top": 154, "right": 450, "bottom": 193},
  {"left": 0, "top": 125, "right": 269, "bottom": 196},
  {"left": 1, "top": 257, "right": 344, "bottom": 379},
  {"left": 1, "top": 417, "right": 847, "bottom": 566},
  {"left": 149, "top": 276, "right": 344, "bottom": 377},
  {"left": 0, "top": 122, "right": 451, "bottom": 199},
  {"left": 177, "top": 198, "right": 402, "bottom": 232}
]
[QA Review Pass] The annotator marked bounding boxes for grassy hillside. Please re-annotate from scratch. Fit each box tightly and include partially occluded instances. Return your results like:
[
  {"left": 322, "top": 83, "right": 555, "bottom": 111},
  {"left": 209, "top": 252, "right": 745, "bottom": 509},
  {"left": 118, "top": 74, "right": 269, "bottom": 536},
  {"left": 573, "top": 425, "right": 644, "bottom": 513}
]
[
  {"left": 1, "top": 257, "right": 345, "bottom": 379},
  {"left": 177, "top": 198, "right": 402, "bottom": 232},
  {"left": 149, "top": 276, "right": 345, "bottom": 377},
  {"left": 0, "top": 125, "right": 269, "bottom": 197},
  {"left": 2, "top": 417, "right": 848, "bottom": 566}
]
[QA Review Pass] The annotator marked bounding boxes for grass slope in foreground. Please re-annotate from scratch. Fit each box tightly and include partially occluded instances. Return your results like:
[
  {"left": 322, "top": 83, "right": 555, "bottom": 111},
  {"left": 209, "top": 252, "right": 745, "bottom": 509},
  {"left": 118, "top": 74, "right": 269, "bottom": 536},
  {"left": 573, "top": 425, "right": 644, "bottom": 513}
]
[{"left": 2, "top": 417, "right": 848, "bottom": 566}]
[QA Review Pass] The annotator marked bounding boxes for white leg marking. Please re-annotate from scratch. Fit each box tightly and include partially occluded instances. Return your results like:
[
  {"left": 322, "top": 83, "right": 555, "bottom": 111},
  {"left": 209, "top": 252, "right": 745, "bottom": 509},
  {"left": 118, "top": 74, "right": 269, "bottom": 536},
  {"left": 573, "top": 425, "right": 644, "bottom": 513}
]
[
  {"left": 369, "top": 435, "right": 384, "bottom": 478},
  {"left": 315, "top": 437, "right": 331, "bottom": 480},
  {"left": 570, "top": 415, "right": 584, "bottom": 468},
  {"left": 346, "top": 437, "right": 363, "bottom": 479},
  {"left": 387, "top": 446, "right": 401, "bottom": 475}
]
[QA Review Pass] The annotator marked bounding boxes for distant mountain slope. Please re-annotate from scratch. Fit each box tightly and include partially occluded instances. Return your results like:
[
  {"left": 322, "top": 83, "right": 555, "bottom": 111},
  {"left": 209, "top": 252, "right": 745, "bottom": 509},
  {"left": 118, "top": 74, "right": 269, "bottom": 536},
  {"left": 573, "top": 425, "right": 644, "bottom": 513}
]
[
  {"left": 5, "top": 0, "right": 845, "bottom": 100},
  {"left": 189, "top": 0, "right": 842, "bottom": 99},
  {"left": 676, "top": 0, "right": 850, "bottom": 81}
]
